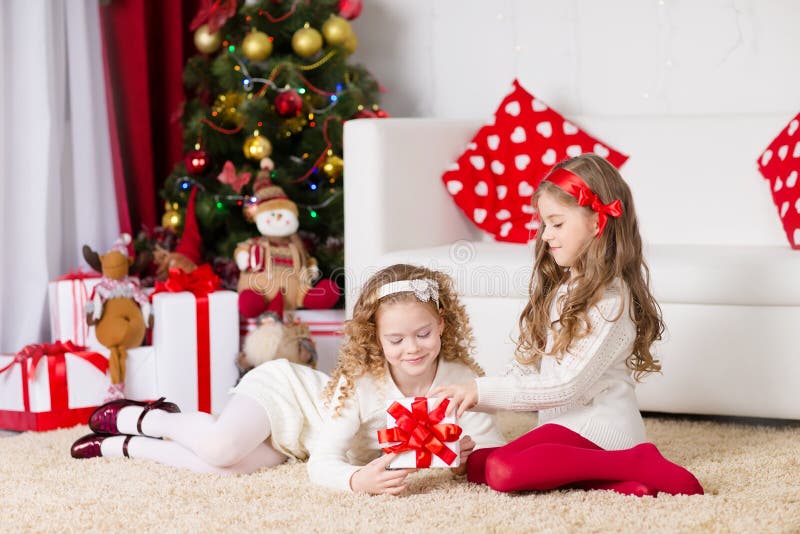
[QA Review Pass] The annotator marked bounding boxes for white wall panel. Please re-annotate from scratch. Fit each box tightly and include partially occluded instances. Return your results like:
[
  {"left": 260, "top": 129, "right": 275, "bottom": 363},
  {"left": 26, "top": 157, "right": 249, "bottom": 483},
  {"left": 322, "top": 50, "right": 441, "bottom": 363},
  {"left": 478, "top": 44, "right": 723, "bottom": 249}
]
[
  {"left": 353, "top": 0, "right": 800, "bottom": 118},
  {"left": 351, "top": 0, "right": 436, "bottom": 117},
  {"left": 429, "top": 0, "right": 517, "bottom": 119}
]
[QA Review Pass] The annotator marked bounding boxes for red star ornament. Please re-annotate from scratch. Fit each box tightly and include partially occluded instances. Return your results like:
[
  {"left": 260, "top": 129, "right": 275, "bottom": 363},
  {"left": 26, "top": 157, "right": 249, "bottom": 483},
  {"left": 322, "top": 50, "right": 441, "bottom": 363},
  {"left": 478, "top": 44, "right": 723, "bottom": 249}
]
[{"left": 217, "top": 160, "right": 252, "bottom": 193}]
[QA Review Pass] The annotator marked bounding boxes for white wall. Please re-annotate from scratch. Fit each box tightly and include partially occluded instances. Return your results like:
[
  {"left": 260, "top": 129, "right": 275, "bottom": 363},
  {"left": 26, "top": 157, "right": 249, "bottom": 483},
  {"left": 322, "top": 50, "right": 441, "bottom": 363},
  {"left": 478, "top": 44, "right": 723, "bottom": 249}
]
[{"left": 352, "top": 0, "right": 800, "bottom": 119}]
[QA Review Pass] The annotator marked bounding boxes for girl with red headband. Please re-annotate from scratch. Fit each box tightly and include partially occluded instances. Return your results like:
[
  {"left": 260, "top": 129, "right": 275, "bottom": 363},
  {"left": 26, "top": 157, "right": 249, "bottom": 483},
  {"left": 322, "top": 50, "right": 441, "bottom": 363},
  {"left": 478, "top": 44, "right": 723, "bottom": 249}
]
[{"left": 434, "top": 154, "right": 703, "bottom": 497}]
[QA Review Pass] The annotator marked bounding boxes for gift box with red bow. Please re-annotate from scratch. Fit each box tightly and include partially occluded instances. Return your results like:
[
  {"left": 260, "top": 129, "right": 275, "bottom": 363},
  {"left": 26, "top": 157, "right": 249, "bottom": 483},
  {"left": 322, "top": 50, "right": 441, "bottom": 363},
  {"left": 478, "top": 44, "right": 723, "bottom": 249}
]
[
  {"left": 377, "top": 397, "right": 462, "bottom": 468},
  {"left": 148, "top": 266, "right": 240, "bottom": 415},
  {"left": 47, "top": 271, "right": 103, "bottom": 350},
  {"left": 0, "top": 341, "right": 109, "bottom": 432}
]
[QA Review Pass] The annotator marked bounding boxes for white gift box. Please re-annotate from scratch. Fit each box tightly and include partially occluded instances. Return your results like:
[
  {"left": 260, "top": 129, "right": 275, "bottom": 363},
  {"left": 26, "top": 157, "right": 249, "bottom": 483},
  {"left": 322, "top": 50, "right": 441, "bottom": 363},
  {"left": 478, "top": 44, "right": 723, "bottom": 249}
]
[
  {"left": 0, "top": 345, "right": 110, "bottom": 431},
  {"left": 91, "top": 345, "right": 158, "bottom": 402},
  {"left": 151, "top": 290, "right": 240, "bottom": 414},
  {"left": 47, "top": 275, "right": 103, "bottom": 350},
  {"left": 123, "top": 346, "right": 158, "bottom": 401},
  {"left": 380, "top": 397, "right": 462, "bottom": 469}
]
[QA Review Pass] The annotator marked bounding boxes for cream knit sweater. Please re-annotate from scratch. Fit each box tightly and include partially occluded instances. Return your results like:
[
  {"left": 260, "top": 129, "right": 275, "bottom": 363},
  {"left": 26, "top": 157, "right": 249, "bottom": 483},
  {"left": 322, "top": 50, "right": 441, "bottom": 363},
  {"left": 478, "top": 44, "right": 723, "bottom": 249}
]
[
  {"left": 475, "top": 280, "right": 648, "bottom": 450},
  {"left": 307, "top": 358, "right": 506, "bottom": 491}
]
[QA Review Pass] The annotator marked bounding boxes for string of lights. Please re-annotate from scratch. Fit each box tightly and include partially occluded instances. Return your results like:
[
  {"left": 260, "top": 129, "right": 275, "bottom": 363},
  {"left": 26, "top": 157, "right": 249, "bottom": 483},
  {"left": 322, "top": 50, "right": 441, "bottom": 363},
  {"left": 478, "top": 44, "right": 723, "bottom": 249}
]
[{"left": 175, "top": 175, "right": 340, "bottom": 218}]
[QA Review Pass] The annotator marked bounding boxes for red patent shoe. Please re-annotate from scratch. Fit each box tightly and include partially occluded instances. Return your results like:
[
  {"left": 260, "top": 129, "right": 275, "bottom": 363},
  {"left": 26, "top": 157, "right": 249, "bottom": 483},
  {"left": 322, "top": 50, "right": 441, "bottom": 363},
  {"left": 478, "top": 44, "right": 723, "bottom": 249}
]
[
  {"left": 88, "top": 397, "right": 180, "bottom": 436},
  {"left": 71, "top": 434, "right": 133, "bottom": 459}
]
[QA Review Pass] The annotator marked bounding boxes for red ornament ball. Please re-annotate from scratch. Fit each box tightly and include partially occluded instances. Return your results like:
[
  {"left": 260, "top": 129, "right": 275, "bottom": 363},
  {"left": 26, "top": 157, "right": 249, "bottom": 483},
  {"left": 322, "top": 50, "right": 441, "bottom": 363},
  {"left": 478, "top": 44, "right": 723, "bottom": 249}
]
[
  {"left": 338, "top": 0, "right": 362, "bottom": 20},
  {"left": 353, "top": 109, "right": 376, "bottom": 119},
  {"left": 184, "top": 149, "right": 211, "bottom": 175},
  {"left": 274, "top": 90, "right": 303, "bottom": 118},
  {"left": 375, "top": 109, "right": 390, "bottom": 118}
]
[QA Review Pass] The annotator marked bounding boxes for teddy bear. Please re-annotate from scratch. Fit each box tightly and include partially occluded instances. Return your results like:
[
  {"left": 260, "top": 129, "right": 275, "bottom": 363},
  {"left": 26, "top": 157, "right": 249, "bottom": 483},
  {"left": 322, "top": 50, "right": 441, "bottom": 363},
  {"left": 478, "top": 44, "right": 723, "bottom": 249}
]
[
  {"left": 237, "top": 312, "right": 317, "bottom": 372},
  {"left": 83, "top": 234, "right": 152, "bottom": 400},
  {"left": 235, "top": 171, "right": 340, "bottom": 318}
]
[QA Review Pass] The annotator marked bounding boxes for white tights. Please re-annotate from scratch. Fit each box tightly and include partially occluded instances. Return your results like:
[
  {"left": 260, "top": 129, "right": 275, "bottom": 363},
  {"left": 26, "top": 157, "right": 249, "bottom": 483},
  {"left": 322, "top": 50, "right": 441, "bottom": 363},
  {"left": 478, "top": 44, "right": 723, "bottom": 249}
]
[{"left": 100, "top": 394, "right": 287, "bottom": 474}]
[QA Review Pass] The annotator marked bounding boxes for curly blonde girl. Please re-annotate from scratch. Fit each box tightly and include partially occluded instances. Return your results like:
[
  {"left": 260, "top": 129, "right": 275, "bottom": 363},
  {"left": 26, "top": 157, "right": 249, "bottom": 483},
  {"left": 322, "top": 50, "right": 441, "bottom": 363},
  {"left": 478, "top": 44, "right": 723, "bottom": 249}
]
[
  {"left": 322, "top": 264, "right": 483, "bottom": 415},
  {"left": 517, "top": 154, "right": 664, "bottom": 380}
]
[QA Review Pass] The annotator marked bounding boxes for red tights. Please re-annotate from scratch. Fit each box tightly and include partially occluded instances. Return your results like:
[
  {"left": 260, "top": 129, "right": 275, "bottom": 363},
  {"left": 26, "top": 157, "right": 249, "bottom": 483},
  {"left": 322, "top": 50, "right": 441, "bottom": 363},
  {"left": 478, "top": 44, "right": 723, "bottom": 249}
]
[{"left": 467, "top": 424, "right": 703, "bottom": 497}]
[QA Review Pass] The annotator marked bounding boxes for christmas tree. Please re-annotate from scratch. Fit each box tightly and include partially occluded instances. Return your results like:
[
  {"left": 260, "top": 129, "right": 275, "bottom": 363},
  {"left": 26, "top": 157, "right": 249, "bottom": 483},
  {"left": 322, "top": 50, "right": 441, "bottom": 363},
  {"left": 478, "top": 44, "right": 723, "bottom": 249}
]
[{"left": 149, "top": 0, "right": 384, "bottom": 299}]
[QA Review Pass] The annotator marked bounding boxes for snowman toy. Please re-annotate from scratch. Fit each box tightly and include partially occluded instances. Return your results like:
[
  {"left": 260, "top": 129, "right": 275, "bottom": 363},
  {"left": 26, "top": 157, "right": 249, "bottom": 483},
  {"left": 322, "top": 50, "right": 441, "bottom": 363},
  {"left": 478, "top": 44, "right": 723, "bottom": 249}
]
[{"left": 235, "top": 171, "right": 340, "bottom": 317}]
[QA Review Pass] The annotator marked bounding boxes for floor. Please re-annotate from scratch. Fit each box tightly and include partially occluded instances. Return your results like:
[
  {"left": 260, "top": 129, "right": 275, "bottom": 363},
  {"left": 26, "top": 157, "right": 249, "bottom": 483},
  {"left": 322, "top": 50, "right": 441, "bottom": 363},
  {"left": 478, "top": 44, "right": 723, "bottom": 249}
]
[{"left": 3, "top": 413, "right": 797, "bottom": 439}]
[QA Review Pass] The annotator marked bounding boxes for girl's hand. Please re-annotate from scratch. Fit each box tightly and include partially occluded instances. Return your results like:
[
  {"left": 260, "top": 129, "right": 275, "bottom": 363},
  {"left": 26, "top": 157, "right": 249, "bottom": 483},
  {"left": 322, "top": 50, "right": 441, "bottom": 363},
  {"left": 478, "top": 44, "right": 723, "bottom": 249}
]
[
  {"left": 349, "top": 453, "right": 414, "bottom": 495},
  {"left": 450, "top": 435, "right": 475, "bottom": 476},
  {"left": 431, "top": 381, "right": 478, "bottom": 417}
]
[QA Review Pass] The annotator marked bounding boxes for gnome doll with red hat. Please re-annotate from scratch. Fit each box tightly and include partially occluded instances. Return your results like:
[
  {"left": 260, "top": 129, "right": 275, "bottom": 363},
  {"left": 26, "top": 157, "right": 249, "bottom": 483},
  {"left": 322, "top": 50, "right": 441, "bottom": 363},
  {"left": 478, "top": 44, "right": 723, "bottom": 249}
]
[
  {"left": 235, "top": 171, "right": 340, "bottom": 317},
  {"left": 153, "top": 187, "right": 202, "bottom": 279}
]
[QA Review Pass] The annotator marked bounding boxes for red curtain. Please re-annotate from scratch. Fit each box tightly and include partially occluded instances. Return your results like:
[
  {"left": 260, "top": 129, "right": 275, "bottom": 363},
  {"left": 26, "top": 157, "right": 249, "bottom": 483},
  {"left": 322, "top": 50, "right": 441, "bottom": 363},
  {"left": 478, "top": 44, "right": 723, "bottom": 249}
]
[{"left": 99, "top": 0, "right": 200, "bottom": 234}]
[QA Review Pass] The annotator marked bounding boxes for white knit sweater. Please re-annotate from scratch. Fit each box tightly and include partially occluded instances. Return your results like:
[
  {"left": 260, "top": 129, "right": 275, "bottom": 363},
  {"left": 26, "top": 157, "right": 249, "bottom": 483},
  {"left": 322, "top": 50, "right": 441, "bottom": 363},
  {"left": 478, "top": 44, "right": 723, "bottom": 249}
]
[
  {"left": 475, "top": 280, "right": 647, "bottom": 450},
  {"left": 307, "top": 358, "right": 507, "bottom": 491}
]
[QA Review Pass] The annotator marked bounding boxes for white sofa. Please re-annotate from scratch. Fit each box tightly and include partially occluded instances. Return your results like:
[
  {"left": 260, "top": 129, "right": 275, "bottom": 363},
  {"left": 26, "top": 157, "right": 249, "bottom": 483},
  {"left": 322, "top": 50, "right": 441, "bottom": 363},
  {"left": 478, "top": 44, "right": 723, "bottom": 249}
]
[{"left": 344, "top": 117, "right": 800, "bottom": 420}]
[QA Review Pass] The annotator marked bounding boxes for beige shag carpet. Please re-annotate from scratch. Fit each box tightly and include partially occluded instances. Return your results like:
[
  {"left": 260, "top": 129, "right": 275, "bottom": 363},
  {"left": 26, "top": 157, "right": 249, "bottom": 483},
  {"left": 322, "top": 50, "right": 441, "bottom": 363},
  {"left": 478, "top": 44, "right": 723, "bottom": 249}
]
[{"left": 1, "top": 412, "right": 799, "bottom": 533}]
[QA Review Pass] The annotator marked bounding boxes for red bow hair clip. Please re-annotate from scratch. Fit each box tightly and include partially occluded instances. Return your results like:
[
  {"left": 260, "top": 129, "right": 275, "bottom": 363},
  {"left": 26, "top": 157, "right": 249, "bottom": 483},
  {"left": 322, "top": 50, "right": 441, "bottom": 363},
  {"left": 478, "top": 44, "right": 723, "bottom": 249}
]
[{"left": 545, "top": 168, "right": 623, "bottom": 236}]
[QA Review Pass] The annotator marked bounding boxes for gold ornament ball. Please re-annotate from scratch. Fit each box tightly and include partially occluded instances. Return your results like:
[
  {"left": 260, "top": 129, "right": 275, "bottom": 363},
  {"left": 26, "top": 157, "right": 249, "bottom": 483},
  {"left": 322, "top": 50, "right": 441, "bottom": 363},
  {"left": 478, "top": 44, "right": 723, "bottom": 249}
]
[
  {"left": 162, "top": 209, "right": 183, "bottom": 231},
  {"left": 243, "top": 134, "right": 273, "bottom": 160},
  {"left": 242, "top": 30, "right": 272, "bottom": 61},
  {"left": 212, "top": 92, "right": 245, "bottom": 126},
  {"left": 343, "top": 32, "right": 358, "bottom": 54},
  {"left": 292, "top": 27, "right": 323, "bottom": 58},
  {"left": 322, "top": 16, "right": 352, "bottom": 46},
  {"left": 194, "top": 24, "right": 222, "bottom": 54},
  {"left": 322, "top": 154, "right": 344, "bottom": 181}
]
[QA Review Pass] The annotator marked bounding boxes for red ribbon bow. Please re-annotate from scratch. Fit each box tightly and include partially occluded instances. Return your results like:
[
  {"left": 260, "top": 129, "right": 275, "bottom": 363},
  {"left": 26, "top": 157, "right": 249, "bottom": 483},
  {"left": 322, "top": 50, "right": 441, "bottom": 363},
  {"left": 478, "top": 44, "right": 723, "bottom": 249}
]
[
  {"left": 0, "top": 341, "right": 106, "bottom": 376},
  {"left": 55, "top": 270, "right": 101, "bottom": 282},
  {"left": 376, "top": 398, "right": 462, "bottom": 467},
  {"left": 151, "top": 264, "right": 221, "bottom": 300},
  {"left": 546, "top": 168, "right": 624, "bottom": 236}
]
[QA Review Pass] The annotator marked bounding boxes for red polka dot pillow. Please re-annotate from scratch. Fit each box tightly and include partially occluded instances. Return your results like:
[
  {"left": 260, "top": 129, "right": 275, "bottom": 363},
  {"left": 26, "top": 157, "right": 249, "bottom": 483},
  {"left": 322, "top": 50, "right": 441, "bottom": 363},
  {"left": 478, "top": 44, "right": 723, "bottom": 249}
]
[
  {"left": 757, "top": 112, "right": 800, "bottom": 249},
  {"left": 442, "top": 79, "right": 628, "bottom": 243}
]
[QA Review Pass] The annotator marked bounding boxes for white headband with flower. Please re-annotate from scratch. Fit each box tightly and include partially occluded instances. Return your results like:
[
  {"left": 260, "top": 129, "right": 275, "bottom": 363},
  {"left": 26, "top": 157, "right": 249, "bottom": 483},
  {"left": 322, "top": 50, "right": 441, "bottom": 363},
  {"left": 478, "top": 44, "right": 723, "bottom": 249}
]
[{"left": 377, "top": 278, "right": 439, "bottom": 306}]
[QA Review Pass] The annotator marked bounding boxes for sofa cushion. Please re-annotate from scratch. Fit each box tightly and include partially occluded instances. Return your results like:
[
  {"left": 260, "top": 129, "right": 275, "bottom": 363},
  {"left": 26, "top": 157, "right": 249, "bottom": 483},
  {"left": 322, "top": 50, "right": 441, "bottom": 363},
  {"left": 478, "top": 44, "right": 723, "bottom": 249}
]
[
  {"left": 441, "top": 79, "right": 628, "bottom": 244},
  {"left": 756, "top": 112, "right": 800, "bottom": 249},
  {"left": 376, "top": 242, "right": 800, "bottom": 306}
]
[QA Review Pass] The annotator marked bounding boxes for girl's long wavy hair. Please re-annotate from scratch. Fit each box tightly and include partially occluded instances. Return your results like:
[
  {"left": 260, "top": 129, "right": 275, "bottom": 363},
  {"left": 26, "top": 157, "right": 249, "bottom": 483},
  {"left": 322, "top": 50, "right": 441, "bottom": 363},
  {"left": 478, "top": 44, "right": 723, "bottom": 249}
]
[
  {"left": 517, "top": 154, "right": 663, "bottom": 380},
  {"left": 322, "top": 264, "right": 483, "bottom": 415}
]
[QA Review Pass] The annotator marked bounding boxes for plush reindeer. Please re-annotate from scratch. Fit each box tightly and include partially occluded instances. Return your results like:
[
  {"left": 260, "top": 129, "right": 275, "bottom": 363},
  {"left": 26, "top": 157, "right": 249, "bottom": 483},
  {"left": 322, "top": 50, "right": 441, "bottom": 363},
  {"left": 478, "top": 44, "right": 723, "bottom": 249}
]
[{"left": 83, "top": 234, "right": 152, "bottom": 400}]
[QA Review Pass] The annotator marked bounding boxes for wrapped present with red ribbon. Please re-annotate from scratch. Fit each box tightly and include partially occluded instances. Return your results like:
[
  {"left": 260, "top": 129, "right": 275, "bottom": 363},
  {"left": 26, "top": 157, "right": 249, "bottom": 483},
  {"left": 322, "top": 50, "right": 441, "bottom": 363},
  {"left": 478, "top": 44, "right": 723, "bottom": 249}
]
[
  {"left": 376, "top": 397, "right": 462, "bottom": 468},
  {"left": 0, "top": 341, "right": 109, "bottom": 432},
  {"left": 47, "top": 270, "right": 104, "bottom": 349},
  {"left": 149, "top": 265, "right": 239, "bottom": 414}
]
